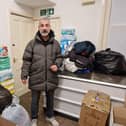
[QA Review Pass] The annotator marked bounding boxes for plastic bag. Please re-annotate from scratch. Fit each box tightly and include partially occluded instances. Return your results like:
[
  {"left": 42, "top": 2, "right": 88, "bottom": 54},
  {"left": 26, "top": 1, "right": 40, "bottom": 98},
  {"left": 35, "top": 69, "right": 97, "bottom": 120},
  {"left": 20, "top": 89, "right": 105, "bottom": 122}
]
[
  {"left": 0, "top": 85, "right": 12, "bottom": 114},
  {"left": 74, "top": 41, "right": 96, "bottom": 57},
  {"left": 1, "top": 104, "right": 31, "bottom": 126},
  {"left": 64, "top": 58, "right": 79, "bottom": 72},
  {"left": 94, "top": 48, "right": 126, "bottom": 75},
  {"left": 12, "top": 95, "right": 20, "bottom": 104}
]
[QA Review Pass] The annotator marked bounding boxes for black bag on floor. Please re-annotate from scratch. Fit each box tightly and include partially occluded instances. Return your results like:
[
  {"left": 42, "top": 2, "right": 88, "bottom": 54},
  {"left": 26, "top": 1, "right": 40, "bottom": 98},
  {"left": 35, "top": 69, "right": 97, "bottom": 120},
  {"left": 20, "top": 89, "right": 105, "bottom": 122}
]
[
  {"left": 94, "top": 48, "right": 126, "bottom": 75},
  {"left": 0, "top": 85, "right": 12, "bottom": 114}
]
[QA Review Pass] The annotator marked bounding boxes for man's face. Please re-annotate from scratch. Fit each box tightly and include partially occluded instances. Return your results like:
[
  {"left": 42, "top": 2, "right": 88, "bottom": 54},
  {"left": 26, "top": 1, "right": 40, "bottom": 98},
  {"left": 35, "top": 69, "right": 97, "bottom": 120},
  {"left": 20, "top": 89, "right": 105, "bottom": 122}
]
[{"left": 38, "top": 19, "right": 51, "bottom": 37}]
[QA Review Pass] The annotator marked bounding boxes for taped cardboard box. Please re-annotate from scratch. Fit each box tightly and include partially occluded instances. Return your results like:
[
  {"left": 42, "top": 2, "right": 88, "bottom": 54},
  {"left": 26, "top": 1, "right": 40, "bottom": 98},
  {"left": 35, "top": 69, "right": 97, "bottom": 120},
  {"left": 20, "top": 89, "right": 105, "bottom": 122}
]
[
  {"left": 0, "top": 117, "right": 16, "bottom": 126},
  {"left": 79, "top": 90, "right": 111, "bottom": 126}
]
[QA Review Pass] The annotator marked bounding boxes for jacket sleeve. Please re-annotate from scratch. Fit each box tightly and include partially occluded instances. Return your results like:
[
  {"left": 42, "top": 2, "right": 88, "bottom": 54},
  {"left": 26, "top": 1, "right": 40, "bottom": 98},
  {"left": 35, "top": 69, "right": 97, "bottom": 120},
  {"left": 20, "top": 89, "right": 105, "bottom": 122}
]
[
  {"left": 54, "top": 41, "right": 63, "bottom": 68},
  {"left": 21, "top": 40, "right": 33, "bottom": 80}
]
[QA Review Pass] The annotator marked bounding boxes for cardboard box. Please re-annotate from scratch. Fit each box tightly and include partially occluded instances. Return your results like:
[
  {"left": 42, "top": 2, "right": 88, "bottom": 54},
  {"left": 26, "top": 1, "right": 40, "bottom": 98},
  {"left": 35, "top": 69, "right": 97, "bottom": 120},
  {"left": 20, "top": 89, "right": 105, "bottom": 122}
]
[
  {"left": 110, "top": 106, "right": 124, "bottom": 126},
  {"left": 113, "top": 123, "right": 124, "bottom": 126},
  {"left": 0, "top": 117, "right": 16, "bottom": 126},
  {"left": 124, "top": 95, "right": 126, "bottom": 108},
  {"left": 113, "top": 106, "right": 126, "bottom": 126},
  {"left": 79, "top": 90, "right": 111, "bottom": 126}
]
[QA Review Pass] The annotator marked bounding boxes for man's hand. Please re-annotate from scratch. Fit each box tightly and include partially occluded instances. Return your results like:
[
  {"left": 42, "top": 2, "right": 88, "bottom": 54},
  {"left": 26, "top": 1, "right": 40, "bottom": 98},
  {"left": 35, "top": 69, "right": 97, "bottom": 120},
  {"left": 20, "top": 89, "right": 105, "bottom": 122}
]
[
  {"left": 21, "top": 79, "right": 27, "bottom": 85},
  {"left": 50, "top": 65, "right": 58, "bottom": 72}
]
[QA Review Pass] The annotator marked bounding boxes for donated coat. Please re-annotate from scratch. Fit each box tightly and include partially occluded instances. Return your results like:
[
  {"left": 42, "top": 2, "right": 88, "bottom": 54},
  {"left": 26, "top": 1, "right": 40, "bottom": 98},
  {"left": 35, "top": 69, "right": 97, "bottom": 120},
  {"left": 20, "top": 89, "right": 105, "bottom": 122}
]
[{"left": 21, "top": 30, "right": 62, "bottom": 91}]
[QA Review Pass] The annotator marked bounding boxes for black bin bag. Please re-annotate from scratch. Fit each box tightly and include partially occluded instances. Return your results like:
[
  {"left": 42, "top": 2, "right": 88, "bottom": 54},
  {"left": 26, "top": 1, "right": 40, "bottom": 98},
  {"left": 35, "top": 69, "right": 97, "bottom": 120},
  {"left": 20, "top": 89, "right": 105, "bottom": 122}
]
[
  {"left": 94, "top": 48, "right": 126, "bottom": 75},
  {"left": 0, "top": 85, "right": 12, "bottom": 114}
]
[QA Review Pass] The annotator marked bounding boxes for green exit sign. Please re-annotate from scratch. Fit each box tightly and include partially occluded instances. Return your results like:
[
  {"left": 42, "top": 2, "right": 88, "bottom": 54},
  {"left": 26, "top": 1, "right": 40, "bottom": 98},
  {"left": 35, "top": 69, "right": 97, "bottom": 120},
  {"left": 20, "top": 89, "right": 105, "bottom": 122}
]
[{"left": 40, "top": 8, "right": 54, "bottom": 16}]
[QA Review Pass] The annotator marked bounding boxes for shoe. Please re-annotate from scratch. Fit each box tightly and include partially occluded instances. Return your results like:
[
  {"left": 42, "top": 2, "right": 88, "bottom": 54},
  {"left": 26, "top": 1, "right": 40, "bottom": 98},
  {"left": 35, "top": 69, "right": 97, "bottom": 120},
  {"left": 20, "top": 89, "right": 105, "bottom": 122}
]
[
  {"left": 46, "top": 117, "right": 59, "bottom": 126},
  {"left": 31, "top": 119, "right": 37, "bottom": 126}
]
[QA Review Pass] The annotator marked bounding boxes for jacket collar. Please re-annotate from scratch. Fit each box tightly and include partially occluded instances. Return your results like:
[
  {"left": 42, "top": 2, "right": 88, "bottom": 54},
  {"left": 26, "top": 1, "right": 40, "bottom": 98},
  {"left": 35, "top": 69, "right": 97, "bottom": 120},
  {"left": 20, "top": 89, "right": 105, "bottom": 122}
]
[{"left": 35, "top": 30, "right": 55, "bottom": 45}]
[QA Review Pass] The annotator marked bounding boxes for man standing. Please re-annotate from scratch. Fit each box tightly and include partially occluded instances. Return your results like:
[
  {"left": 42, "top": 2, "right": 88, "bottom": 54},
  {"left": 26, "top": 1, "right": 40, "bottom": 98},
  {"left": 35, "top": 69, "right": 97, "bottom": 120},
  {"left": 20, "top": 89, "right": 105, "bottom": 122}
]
[{"left": 21, "top": 17, "right": 62, "bottom": 126}]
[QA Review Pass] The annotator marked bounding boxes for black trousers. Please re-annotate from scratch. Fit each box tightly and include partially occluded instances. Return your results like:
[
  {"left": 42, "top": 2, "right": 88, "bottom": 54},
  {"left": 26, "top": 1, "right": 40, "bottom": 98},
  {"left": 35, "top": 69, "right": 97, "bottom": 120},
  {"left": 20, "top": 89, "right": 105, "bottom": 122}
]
[{"left": 31, "top": 89, "right": 54, "bottom": 119}]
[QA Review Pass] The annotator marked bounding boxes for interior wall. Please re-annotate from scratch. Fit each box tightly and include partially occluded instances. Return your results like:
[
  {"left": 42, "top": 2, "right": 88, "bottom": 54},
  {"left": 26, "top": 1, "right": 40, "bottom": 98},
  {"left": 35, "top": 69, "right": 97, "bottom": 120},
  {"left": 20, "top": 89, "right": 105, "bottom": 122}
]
[
  {"left": 34, "top": 0, "right": 105, "bottom": 49},
  {"left": 0, "top": 0, "right": 33, "bottom": 45},
  {"left": 107, "top": 0, "right": 126, "bottom": 57},
  {"left": 0, "top": 0, "right": 107, "bottom": 49}
]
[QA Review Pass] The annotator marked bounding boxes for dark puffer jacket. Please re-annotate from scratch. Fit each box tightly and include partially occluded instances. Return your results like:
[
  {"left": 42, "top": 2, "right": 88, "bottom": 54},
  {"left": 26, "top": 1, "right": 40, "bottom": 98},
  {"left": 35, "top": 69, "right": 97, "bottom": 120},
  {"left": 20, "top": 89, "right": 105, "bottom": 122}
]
[{"left": 21, "top": 30, "right": 62, "bottom": 91}]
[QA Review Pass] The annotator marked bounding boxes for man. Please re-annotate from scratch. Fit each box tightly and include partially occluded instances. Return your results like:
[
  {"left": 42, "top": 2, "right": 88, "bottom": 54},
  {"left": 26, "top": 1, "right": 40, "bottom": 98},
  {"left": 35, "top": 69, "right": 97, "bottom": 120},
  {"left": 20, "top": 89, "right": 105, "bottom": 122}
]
[{"left": 21, "top": 17, "right": 62, "bottom": 126}]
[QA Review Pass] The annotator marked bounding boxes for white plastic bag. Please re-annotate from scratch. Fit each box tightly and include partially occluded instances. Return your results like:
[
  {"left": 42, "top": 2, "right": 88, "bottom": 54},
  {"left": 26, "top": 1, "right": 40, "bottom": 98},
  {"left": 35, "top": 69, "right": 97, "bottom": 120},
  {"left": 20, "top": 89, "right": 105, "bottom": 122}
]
[
  {"left": 1, "top": 104, "right": 31, "bottom": 126},
  {"left": 12, "top": 95, "right": 20, "bottom": 104},
  {"left": 64, "top": 58, "right": 79, "bottom": 72}
]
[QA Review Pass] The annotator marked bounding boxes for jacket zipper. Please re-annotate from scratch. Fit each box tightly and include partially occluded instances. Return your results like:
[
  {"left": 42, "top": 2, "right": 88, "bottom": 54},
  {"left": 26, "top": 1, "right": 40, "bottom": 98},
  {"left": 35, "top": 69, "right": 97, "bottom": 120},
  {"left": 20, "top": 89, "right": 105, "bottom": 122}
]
[{"left": 45, "top": 45, "right": 47, "bottom": 90}]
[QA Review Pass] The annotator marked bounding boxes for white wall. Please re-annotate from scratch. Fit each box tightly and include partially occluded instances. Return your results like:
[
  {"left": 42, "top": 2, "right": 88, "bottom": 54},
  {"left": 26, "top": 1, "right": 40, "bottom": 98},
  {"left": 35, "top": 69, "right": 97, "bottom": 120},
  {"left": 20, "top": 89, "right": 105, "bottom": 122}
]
[
  {"left": 107, "top": 0, "right": 126, "bottom": 57},
  {"left": 34, "top": 0, "right": 105, "bottom": 47},
  {"left": 0, "top": 0, "right": 33, "bottom": 45},
  {"left": 0, "top": 0, "right": 106, "bottom": 49}
]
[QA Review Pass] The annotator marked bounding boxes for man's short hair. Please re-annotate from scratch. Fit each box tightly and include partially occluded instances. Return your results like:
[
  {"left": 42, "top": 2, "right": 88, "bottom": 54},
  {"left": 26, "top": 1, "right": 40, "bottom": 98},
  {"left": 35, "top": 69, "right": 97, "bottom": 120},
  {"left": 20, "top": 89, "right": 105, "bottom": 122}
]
[{"left": 39, "top": 16, "right": 50, "bottom": 21}]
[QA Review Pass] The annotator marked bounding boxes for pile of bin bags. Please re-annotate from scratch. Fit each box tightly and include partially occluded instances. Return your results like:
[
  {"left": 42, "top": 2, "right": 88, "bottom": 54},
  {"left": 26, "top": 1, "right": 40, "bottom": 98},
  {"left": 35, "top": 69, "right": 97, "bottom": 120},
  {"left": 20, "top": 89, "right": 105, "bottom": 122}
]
[
  {"left": 0, "top": 85, "right": 31, "bottom": 126},
  {"left": 94, "top": 48, "right": 126, "bottom": 75},
  {"left": 63, "top": 41, "right": 96, "bottom": 73},
  {"left": 63, "top": 42, "right": 126, "bottom": 75}
]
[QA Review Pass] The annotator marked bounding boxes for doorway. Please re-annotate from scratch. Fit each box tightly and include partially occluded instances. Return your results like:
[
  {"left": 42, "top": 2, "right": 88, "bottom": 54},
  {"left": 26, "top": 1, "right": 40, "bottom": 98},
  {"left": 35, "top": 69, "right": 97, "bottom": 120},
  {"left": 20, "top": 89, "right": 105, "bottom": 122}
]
[
  {"left": 10, "top": 13, "right": 61, "bottom": 96},
  {"left": 10, "top": 13, "right": 34, "bottom": 96}
]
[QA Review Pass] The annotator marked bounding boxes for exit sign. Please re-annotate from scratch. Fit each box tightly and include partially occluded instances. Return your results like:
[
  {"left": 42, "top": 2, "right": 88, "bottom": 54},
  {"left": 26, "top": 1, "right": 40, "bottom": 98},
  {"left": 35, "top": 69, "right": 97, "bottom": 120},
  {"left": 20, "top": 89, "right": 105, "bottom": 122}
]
[{"left": 40, "top": 8, "right": 54, "bottom": 16}]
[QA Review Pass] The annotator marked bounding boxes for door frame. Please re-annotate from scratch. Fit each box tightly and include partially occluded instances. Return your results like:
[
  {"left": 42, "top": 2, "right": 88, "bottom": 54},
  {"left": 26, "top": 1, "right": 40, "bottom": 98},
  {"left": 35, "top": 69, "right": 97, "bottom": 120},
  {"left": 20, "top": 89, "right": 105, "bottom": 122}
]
[
  {"left": 9, "top": 11, "right": 34, "bottom": 96},
  {"left": 97, "top": 0, "right": 112, "bottom": 50},
  {"left": 9, "top": 11, "right": 34, "bottom": 62}
]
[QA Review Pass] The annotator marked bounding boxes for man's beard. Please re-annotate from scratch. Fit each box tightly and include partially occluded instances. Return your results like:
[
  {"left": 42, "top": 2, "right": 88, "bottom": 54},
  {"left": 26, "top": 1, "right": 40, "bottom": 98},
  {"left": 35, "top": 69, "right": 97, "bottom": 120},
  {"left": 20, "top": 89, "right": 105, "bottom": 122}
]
[{"left": 40, "top": 30, "right": 49, "bottom": 37}]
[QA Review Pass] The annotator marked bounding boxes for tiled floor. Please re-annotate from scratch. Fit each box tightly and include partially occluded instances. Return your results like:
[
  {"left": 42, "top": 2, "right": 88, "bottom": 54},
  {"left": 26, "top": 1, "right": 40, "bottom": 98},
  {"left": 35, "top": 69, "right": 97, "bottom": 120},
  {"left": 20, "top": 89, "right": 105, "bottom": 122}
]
[{"left": 20, "top": 92, "right": 79, "bottom": 126}]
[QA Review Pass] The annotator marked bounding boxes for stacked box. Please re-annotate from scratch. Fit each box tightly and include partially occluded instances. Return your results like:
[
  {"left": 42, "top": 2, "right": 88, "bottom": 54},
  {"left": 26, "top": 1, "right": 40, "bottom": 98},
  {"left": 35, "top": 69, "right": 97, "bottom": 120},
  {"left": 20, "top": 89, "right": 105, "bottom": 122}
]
[{"left": 79, "top": 90, "right": 111, "bottom": 126}]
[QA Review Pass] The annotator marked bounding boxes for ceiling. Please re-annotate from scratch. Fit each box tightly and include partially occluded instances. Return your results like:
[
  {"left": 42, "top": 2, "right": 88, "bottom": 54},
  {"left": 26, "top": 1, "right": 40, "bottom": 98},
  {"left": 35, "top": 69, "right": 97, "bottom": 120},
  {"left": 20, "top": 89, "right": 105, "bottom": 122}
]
[{"left": 15, "top": 0, "right": 56, "bottom": 8}]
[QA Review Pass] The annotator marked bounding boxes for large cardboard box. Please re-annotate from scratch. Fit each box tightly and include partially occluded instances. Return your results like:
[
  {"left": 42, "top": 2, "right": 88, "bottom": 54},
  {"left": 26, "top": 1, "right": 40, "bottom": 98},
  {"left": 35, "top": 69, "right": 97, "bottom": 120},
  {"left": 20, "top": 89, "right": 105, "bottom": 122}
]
[
  {"left": 110, "top": 106, "right": 124, "bottom": 126},
  {"left": 113, "top": 106, "right": 126, "bottom": 126},
  {"left": 0, "top": 117, "right": 16, "bottom": 126},
  {"left": 79, "top": 90, "right": 111, "bottom": 126}
]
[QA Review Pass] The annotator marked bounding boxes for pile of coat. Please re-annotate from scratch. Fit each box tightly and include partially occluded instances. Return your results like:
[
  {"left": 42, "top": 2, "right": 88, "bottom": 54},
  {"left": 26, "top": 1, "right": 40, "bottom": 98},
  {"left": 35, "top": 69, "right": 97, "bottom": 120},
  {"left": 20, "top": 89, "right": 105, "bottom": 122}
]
[{"left": 64, "top": 41, "right": 96, "bottom": 73}]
